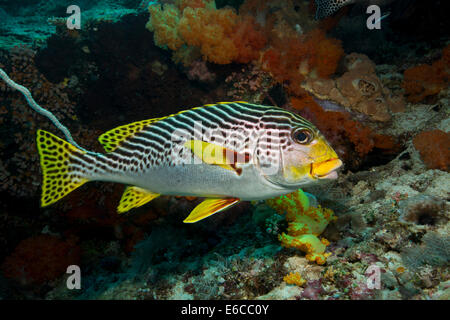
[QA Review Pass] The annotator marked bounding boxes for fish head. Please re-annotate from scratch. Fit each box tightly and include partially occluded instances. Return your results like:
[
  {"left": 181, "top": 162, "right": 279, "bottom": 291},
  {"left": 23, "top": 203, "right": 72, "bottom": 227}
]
[
  {"left": 255, "top": 111, "right": 342, "bottom": 188},
  {"left": 282, "top": 130, "right": 343, "bottom": 183}
]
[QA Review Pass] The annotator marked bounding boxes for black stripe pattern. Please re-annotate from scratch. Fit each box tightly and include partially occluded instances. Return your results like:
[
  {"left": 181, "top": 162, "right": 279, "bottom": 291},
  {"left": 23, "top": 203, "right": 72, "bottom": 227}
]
[{"left": 95, "top": 102, "right": 317, "bottom": 175}]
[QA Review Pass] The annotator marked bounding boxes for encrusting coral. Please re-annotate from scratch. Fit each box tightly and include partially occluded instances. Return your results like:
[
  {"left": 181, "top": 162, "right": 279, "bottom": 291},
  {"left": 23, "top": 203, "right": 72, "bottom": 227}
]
[
  {"left": 1, "top": 234, "right": 80, "bottom": 286},
  {"left": 301, "top": 53, "right": 405, "bottom": 122},
  {"left": 413, "top": 129, "right": 450, "bottom": 172},
  {"left": 402, "top": 45, "right": 450, "bottom": 103},
  {"left": 266, "top": 189, "right": 336, "bottom": 265}
]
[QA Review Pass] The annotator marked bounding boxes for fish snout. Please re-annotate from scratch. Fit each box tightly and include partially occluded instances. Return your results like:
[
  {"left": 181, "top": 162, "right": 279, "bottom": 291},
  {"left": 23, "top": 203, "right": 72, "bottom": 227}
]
[{"left": 310, "top": 158, "right": 343, "bottom": 179}]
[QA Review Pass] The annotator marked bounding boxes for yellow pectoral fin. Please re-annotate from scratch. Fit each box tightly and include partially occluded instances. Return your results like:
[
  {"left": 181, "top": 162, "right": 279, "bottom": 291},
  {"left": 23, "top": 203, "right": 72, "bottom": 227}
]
[
  {"left": 184, "top": 140, "right": 226, "bottom": 164},
  {"left": 184, "top": 140, "right": 250, "bottom": 175},
  {"left": 183, "top": 198, "right": 240, "bottom": 223},
  {"left": 117, "top": 186, "right": 160, "bottom": 214}
]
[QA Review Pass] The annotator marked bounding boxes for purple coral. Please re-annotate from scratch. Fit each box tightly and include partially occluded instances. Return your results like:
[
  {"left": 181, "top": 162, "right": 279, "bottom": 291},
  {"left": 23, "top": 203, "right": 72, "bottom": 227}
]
[
  {"left": 187, "top": 60, "right": 216, "bottom": 83},
  {"left": 301, "top": 280, "right": 324, "bottom": 300}
]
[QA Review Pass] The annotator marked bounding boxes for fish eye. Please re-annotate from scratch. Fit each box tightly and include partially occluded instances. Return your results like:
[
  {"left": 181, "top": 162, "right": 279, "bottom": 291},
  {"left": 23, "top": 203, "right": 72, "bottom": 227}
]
[{"left": 292, "top": 128, "right": 313, "bottom": 145}]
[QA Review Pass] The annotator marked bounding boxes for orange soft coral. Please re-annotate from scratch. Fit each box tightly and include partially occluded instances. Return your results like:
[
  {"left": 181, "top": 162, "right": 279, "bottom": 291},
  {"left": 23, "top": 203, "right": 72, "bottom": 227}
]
[
  {"left": 402, "top": 45, "right": 450, "bottom": 103},
  {"left": 232, "top": 16, "right": 267, "bottom": 64},
  {"left": 1, "top": 235, "right": 80, "bottom": 285},
  {"left": 261, "top": 37, "right": 304, "bottom": 95},
  {"left": 413, "top": 129, "right": 450, "bottom": 172},
  {"left": 292, "top": 95, "right": 373, "bottom": 157},
  {"left": 146, "top": 1, "right": 342, "bottom": 75},
  {"left": 313, "top": 31, "right": 344, "bottom": 78},
  {"left": 146, "top": 4, "right": 184, "bottom": 51},
  {"left": 178, "top": 6, "right": 239, "bottom": 64},
  {"left": 298, "top": 29, "right": 344, "bottom": 79},
  {"left": 147, "top": 1, "right": 268, "bottom": 65},
  {"left": 176, "top": 0, "right": 210, "bottom": 11},
  {"left": 261, "top": 29, "right": 343, "bottom": 95}
]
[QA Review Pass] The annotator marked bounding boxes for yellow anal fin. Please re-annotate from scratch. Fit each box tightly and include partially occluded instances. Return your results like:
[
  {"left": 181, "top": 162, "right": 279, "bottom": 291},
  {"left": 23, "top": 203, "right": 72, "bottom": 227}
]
[
  {"left": 184, "top": 140, "right": 250, "bottom": 175},
  {"left": 183, "top": 198, "right": 240, "bottom": 223},
  {"left": 98, "top": 118, "right": 166, "bottom": 152},
  {"left": 37, "top": 130, "right": 89, "bottom": 207},
  {"left": 117, "top": 186, "right": 160, "bottom": 213}
]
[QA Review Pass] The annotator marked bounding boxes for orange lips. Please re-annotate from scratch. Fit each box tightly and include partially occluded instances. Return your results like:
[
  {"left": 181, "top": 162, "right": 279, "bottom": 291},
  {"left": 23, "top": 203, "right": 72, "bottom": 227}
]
[{"left": 311, "top": 158, "right": 343, "bottom": 178}]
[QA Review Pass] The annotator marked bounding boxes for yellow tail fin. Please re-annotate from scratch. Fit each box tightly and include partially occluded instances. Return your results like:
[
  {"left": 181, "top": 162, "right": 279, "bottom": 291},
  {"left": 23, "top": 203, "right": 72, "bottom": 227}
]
[{"left": 36, "top": 130, "right": 89, "bottom": 207}]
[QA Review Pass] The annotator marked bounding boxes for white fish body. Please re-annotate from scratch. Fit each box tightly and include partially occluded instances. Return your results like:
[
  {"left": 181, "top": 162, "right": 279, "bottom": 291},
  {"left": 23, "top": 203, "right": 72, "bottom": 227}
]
[{"left": 37, "top": 102, "right": 342, "bottom": 222}]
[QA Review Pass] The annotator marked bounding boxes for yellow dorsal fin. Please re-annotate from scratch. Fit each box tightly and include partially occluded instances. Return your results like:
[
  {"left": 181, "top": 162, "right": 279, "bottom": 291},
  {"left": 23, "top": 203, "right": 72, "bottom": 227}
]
[
  {"left": 98, "top": 118, "right": 165, "bottom": 152},
  {"left": 184, "top": 140, "right": 250, "bottom": 175},
  {"left": 117, "top": 186, "right": 160, "bottom": 213},
  {"left": 183, "top": 198, "right": 240, "bottom": 223}
]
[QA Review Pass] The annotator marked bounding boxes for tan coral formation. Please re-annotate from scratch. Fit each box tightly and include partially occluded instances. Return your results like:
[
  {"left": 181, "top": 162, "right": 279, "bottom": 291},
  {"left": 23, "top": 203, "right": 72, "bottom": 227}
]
[{"left": 301, "top": 53, "right": 405, "bottom": 122}]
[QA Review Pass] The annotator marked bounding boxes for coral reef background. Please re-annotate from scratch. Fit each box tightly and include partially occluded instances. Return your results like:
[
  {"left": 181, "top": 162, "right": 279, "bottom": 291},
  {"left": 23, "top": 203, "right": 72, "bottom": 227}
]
[{"left": 0, "top": 0, "right": 448, "bottom": 300}]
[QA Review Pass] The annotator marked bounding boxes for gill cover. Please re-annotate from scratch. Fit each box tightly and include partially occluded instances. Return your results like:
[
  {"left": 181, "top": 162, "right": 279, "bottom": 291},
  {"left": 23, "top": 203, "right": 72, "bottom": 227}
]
[
  {"left": 255, "top": 134, "right": 341, "bottom": 188},
  {"left": 254, "top": 135, "right": 311, "bottom": 188}
]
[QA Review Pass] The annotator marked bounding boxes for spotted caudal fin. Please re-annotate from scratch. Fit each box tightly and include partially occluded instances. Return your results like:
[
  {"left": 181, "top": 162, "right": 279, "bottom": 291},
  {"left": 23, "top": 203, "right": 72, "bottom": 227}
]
[
  {"left": 315, "top": 0, "right": 354, "bottom": 19},
  {"left": 36, "top": 130, "right": 91, "bottom": 207}
]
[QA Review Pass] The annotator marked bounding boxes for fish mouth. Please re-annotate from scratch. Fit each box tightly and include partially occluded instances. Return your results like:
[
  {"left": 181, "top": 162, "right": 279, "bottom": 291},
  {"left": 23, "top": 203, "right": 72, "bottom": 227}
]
[{"left": 310, "top": 158, "right": 343, "bottom": 179}]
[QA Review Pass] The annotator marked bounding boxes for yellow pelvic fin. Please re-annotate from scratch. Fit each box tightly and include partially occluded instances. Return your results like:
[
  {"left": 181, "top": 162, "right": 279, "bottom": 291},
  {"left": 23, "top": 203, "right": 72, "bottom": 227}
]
[
  {"left": 184, "top": 140, "right": 250, "bottom": 175},
  {"left": 183, "top": 198, "right": 240, "bottom": 223},
  {"left": 117, "top": 186, "right": 160, "bottom": 213},
  {"left": 98, "top": 118, "right": 165, "bottom": 152},
  {"left": 36, "top": 130, "right": 89, "bottom": 207}
]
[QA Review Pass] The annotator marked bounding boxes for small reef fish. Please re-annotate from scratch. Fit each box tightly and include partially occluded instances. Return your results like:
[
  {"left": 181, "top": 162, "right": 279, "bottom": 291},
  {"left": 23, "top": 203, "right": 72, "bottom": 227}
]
[
  {"left": 314, "top": 0, "right": 395, "bottom": 19},
  {"left": 37, "top": 102, "right": 342, "bottom": 223}
]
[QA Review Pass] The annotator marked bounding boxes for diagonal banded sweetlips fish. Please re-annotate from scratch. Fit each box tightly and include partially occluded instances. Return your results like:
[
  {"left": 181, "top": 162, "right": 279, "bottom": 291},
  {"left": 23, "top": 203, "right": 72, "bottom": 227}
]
[
  {"left": 37, "top": 101, "right": 342, "bottom": 223},
  {"left": 314, "top": 0, "right": 395, "bottom": 19}
]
